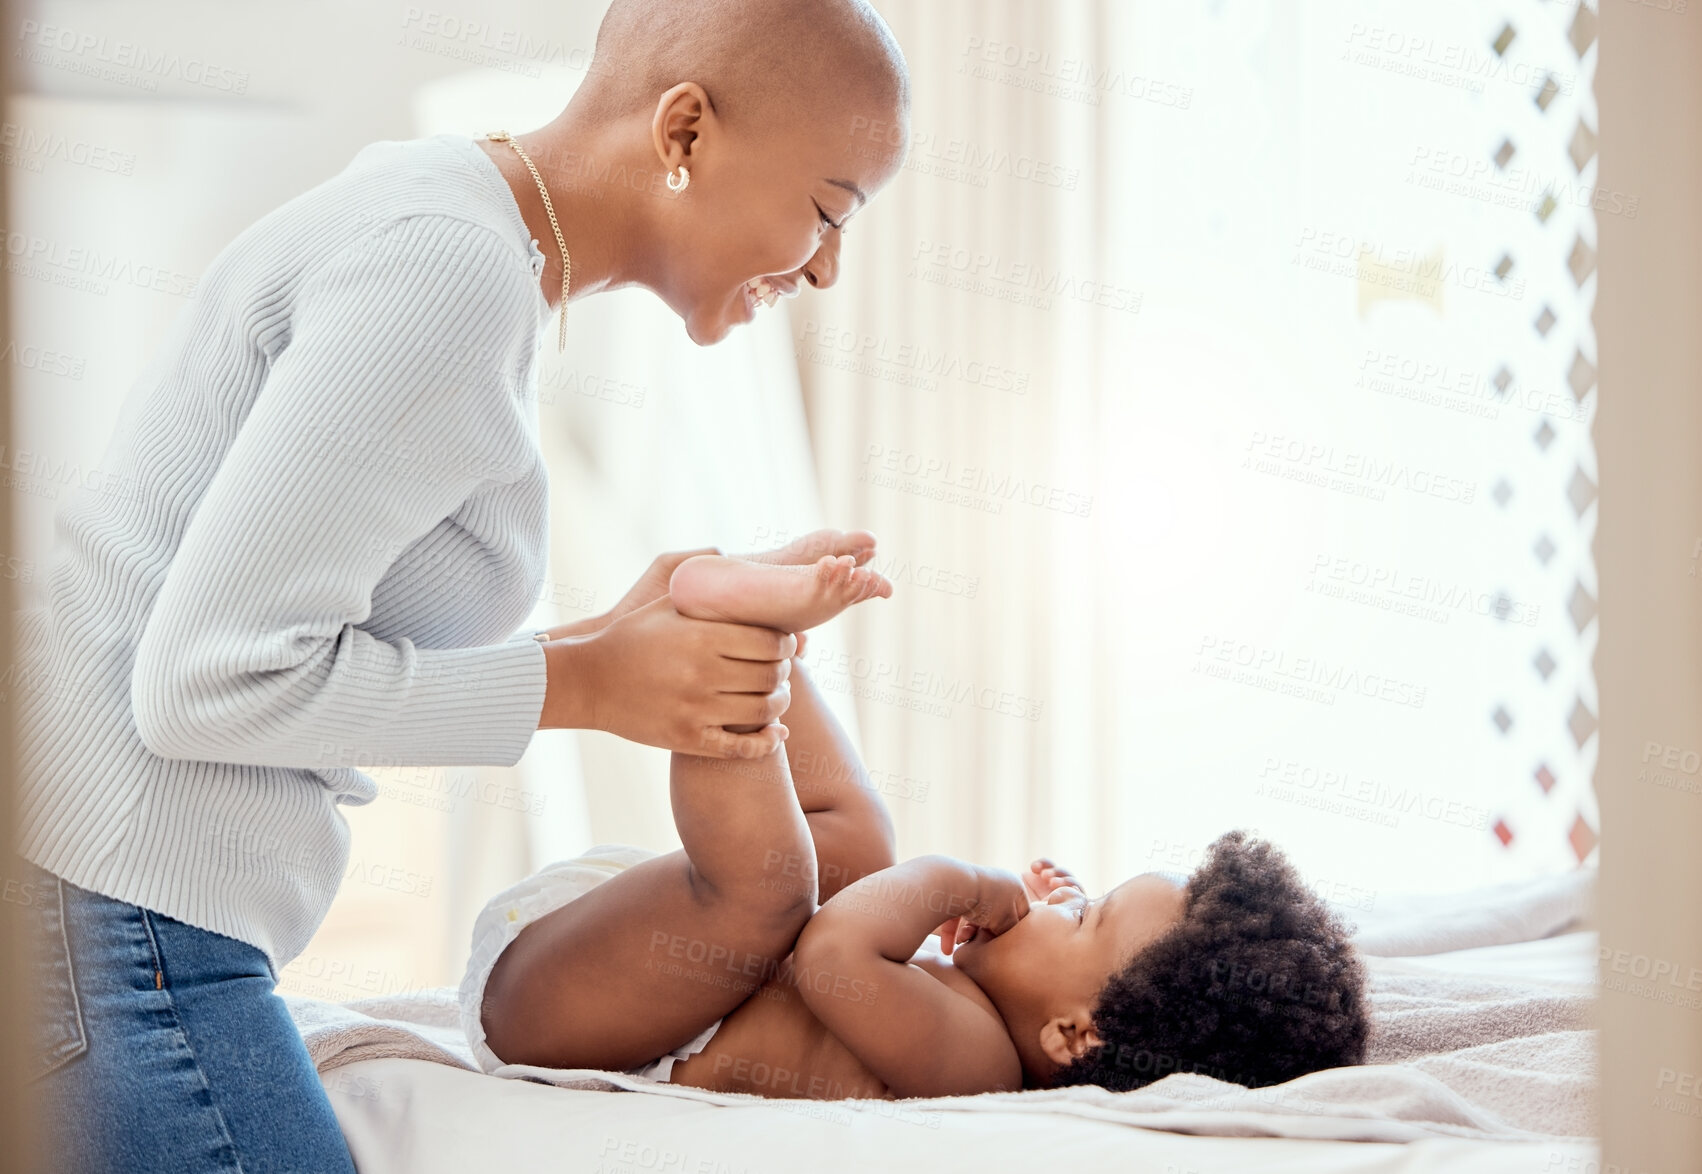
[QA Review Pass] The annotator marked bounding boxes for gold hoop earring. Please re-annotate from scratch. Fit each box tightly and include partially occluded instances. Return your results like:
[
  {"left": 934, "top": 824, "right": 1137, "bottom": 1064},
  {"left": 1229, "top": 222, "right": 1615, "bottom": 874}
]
[{"left": 666, "top": 165, "right": 691, "bottom": 193}]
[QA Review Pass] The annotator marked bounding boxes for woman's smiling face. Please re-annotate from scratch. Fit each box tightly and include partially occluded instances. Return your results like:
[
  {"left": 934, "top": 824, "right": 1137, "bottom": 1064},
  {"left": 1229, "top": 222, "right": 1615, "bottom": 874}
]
[{"left": 649, "top": 86, "right": 908, "bottom": 345}]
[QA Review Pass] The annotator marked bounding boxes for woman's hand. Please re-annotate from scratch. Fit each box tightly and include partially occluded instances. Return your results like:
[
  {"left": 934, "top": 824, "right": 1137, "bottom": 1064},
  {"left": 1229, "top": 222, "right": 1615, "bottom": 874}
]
[
  {"left": 605, "top": 547, "right": 721, "bottom": 626},
  {"left": 531, "top": 547, "right": 722, "bottom": 643},
  {"left": 531, "top": 546, "right": 813, "bottom": 654},
  {"left": 934, "top": 865, "right": 1029, "bottom": 956},
  {"left": 539, "top": 596, "right": 797, "bottom": 759}
]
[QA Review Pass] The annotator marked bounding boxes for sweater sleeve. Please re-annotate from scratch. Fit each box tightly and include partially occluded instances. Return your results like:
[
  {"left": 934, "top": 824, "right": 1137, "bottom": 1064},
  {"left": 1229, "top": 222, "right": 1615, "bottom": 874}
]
[{"left": 131, "top": 215, "right": 549, "bottom": 769}]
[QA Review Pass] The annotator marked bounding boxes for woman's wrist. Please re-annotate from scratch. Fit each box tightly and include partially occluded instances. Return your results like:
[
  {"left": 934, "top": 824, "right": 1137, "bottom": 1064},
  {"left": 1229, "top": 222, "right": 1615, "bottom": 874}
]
[
  {"left": 537, "top": 629, "right": 598, "bottom": 730},
  {"left": 535, "top": 610, "right": 612, "bottom": 643}
]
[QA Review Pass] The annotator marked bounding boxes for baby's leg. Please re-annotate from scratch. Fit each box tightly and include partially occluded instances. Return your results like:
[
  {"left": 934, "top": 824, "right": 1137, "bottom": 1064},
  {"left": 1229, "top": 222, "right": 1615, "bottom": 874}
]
[
  {"left": 479, "top": 557, "right": 894, "bottom": 1071},
  {"left": 480, "top": 735, "right": 817, "bottom": 1071},
  {"left": 680, "top": 652, "right": 898, "bottom": 904},
  {"left": 667, "top": 553, "right": 896, "bottom": 894},
  {"left": 779, "top": 654, "right": 897, "bottom": 900}
]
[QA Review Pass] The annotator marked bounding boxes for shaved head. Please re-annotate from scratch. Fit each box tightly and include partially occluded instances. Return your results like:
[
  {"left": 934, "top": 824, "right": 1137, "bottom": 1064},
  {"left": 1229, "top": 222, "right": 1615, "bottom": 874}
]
[
  {"left": 577, "top": 0, "right": 909, "bottom": 127},
  {"left": 515, "top": 0, "right": 912, "bottom": 344}
]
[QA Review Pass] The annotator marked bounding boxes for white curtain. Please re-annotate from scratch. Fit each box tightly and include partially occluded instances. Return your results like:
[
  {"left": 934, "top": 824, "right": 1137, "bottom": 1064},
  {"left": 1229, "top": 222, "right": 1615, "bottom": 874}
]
[{"left": 802, "top": 0, "right": 1598, "bottom": 901}]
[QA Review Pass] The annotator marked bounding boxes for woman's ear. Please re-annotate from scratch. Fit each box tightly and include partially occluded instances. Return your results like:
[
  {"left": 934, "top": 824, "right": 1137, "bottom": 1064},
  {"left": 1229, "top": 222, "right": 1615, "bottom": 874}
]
[
  {"left": 650, "top": 82, "right": 713, "bottom": 173},
  {"left": 1038, "top": 1012, "right": 1104, "bottom": 1069}
]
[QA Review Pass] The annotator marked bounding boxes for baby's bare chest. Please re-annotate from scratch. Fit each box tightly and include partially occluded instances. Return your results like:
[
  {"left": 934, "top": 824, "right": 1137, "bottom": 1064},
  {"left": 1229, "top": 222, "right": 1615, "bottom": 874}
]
[{"left": 669, "top": 969, "right": 889, "bottom": 1100}]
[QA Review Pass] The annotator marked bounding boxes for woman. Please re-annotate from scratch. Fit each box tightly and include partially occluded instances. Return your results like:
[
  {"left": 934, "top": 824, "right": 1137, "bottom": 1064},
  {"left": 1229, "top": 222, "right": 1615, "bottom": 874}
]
[{"left": 16, "top": 0, "right": 910, "bottom": 1168}]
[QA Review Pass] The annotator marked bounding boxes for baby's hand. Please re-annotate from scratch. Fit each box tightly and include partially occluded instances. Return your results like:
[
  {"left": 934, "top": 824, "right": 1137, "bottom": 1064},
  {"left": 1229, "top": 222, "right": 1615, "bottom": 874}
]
[
  {"left": 934, "top": 866, "right": 1028, "bottom": 955},
  {"left": 1022, "top": 857, "right": 1084, "bottom": 903}
]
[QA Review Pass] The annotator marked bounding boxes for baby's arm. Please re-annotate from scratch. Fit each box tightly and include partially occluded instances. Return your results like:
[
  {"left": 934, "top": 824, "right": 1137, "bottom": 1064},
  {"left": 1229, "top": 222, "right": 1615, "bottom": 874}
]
[{"left": 792, "top": 855, "right": 1026, "bottom": 1097}]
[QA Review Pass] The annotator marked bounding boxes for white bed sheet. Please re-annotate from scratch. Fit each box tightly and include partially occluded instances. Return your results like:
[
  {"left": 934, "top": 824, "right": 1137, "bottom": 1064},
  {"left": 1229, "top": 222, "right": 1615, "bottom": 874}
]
[
  {"left": 326, "top": 1060, "right": 1596, "bottom": 1174},
  {"left": 321, "top": 929, "right": 1601, "bottom": 1174}
]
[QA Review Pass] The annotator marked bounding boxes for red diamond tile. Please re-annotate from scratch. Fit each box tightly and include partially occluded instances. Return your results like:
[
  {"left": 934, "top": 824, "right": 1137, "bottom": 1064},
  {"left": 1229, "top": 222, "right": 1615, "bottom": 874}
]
[
  {"left": 1535, "top": 764, "right": 1557, "bottom": 794},
  {"left": 1493, "top": 818, "right": 1515, "bottom": 847},
  {"left": 1569, "top": 813, "right": 1598, "bottom": 862}
]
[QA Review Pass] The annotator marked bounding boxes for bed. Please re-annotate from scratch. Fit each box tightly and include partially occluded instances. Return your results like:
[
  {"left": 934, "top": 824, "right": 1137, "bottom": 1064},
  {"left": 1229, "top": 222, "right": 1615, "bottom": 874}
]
[{"left": 302, "top": 871, "right": 1599, "bottom": 1174}]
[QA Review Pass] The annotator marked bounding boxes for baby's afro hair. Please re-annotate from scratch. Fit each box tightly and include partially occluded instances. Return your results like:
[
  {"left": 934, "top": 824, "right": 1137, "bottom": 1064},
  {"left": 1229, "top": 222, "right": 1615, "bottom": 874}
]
[{"left": 1052, "top": 831, "right": 1369, "bottom": 1092}]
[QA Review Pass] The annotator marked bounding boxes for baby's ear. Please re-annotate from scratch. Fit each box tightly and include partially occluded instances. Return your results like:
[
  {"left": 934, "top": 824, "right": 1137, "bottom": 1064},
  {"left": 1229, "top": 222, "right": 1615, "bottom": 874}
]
[{"left": 1038, "top": 1013, "right": 1104, "bottom": 1068}]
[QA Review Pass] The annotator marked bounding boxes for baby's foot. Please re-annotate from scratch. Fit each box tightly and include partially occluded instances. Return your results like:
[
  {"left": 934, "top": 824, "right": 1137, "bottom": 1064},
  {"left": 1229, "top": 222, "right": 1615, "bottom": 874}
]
[
  {"left": 669, "top": 553, "right": 891, "bottom": 632},
  {"left": 736, "top": 528, "right": 877, "bottom": 569}
]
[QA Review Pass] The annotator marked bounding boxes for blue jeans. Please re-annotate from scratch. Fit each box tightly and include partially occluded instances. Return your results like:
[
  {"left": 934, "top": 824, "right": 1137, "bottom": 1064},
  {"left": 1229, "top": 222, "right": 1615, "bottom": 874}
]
[{"left": 22, "top": 858, "right": 357, "bottom": 1174}]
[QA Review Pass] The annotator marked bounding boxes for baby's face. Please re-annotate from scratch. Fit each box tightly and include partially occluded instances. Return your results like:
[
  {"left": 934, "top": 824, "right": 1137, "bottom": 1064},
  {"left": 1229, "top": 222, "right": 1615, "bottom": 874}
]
[{"left": 951, "top": 871, "right": 1187, "bottom": 1067}]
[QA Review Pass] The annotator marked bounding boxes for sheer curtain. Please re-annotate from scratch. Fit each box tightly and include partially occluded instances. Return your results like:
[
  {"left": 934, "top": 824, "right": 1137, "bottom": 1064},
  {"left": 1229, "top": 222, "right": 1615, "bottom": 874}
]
[{"left": 803, "top": 0, "right": 1598, "bottom": 902}]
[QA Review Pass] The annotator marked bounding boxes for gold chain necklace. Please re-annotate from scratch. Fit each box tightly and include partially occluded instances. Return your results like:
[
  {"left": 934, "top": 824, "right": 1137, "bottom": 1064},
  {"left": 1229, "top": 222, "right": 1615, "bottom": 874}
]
[{"left": 487, "top": 130, "right": 570, "bottom": 353}]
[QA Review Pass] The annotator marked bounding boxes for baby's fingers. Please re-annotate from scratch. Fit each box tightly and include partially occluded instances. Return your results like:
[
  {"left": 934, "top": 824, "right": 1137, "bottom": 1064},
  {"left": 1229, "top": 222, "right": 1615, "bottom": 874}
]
[
  {"left": 1032, "top": 859, "right": 1083, "bottom": 892},
  {"left": 934, "top": 916, "right": 962, "bottom": 956}
]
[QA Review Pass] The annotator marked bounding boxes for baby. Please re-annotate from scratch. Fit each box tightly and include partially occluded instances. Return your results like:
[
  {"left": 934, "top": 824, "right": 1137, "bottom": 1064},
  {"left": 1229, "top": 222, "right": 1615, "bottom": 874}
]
[{"left": 462, "top": 538, "right": 1369, "bottom": 1098}]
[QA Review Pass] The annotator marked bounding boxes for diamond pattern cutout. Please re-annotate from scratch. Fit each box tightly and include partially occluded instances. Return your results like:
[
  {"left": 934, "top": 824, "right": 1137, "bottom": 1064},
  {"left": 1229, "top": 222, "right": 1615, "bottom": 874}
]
[
  {"left": 1536, "top": 192, "right": 1559, "bottom": 223},
  {"left": 1493, "top": 22, "right": 1517, "bottom": 56},
  {"left": 1494, "top": 139, "right": 1517, "bottom": 169},
  {"left": 1535, "top": 419, "right": 1556, "bottom": 451},
  {"left": 1568, "top": 466, "right": 1598, "bottom": 517},
  {"left": 1568, "top": 349, "right": 1597, "bottom": 400},
  {"left": 1535, "top": 649, "right": 1557, "bottom": 681},
  {"left": 1494, "top": 366, "right": 1513, "bottom": 396},
  {"left": 1535, "top": 75, "right": 1560, "bottom": 111},
  {"left": 1569, "top": 580, "right": 1598, "bottom": 634},
  {"left": 1568, "top": 235, "right": 1597, "bottom": 286},
  {"left": 1568, "top": 697, "right": 1598, "bottom": 749},
  {"left": 1569, "top": 4, "right": 1598, "bottom": 58},
  {"left": 1493, "top": 818, "right": 1515, "bottom": 847},
  {"left": 1535, "top": 306, "right": 1557, "bottom": 336},
  {"left": 1534, "top": 533, "right": 1557, "bottom": 565},
  {"left": 1493, "top": 705, "right": 1514, "bottom": 735},
  {"left": 1535, "top": 763, "right": 1557, "bottom": 793},
  {"left": 1493, "top": 478, "right": 1514, "bottom": 508},
  {"left": 1494, "top": 254, "right": 1515, "bottom": 281},
  {"left": 1569, "top": 120, "right": 1598, "bottom": 173},
  {"left": 1569, "top": 812, "right": 1598, "bottom": 862}
]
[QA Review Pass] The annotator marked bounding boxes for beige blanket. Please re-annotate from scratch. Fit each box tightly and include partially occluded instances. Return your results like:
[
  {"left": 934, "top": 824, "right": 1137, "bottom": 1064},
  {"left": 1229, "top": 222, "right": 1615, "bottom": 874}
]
[{"left": 285, "top": 867, "right": 1597, "bottom": 1143}]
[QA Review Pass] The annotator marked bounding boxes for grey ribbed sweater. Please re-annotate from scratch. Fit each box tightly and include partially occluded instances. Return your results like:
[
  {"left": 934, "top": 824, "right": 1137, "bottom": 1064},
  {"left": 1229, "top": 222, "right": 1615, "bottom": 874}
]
[{"left": 14, "top": 133, "right": 556, "bottom": 966}]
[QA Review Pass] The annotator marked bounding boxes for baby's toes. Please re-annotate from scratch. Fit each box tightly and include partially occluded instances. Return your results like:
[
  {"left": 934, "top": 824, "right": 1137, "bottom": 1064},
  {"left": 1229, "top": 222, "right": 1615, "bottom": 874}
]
[
  {"left": 852, "top": 567, "right": 886, "bottom": 600},
  {"left": 812, "top": 554, "right": 848, "bottom": 585},
  {"left": 857, "top": 572, "right": 891, "bottom": 601},
  {"left": 845, "top": 529, "right": 878, "bottom": 564}
]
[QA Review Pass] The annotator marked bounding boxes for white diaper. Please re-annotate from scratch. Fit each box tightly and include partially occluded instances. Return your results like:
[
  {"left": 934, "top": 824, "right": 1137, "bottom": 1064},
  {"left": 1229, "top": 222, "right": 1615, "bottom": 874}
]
[{"left": 458, "top": 843, "right": 722, "bottom": 1082}]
